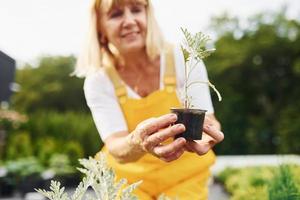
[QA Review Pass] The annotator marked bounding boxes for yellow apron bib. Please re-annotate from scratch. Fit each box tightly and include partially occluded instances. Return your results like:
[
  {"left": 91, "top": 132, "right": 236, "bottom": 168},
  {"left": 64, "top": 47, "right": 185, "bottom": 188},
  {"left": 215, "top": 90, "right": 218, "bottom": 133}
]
[{"left": 96, "top": 46, "right": 215, "bottom": 200}]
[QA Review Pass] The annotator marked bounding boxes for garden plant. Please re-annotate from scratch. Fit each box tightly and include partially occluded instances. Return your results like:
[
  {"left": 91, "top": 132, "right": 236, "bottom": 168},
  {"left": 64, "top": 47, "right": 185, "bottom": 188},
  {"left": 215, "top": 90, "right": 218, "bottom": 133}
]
[
  {"left": 171, "top": 28, "right": 222, "bottom": 140},
  {"left": 216, "top": 164, "right": 300, "bottom": 200},
  {"left": 36, "top": 153, "right": 173, "bottom": 200}
]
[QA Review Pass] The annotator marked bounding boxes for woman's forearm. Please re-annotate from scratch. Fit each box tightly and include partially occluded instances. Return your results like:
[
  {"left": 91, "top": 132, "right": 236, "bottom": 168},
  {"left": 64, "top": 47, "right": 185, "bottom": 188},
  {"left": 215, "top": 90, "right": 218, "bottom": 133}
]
[{"left": 105, "top": 131, "right": 146, "bottom": 163}]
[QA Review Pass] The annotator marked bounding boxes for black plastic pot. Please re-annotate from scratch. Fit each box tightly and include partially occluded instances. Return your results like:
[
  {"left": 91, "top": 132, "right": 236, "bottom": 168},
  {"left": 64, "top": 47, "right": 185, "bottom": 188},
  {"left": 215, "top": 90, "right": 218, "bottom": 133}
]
[{"left": 171, "top": 108, "right": 206, "bottom": 140}]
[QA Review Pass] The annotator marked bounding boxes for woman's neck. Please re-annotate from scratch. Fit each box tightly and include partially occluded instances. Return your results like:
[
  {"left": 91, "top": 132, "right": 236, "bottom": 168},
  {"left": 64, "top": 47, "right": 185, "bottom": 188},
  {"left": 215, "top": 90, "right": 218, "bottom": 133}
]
[
  {"left": 118, "top": 49, "right": 155, "bottom": 72},
  {"left": 116, "top": 49, "right": 161, "bottom": 97}
]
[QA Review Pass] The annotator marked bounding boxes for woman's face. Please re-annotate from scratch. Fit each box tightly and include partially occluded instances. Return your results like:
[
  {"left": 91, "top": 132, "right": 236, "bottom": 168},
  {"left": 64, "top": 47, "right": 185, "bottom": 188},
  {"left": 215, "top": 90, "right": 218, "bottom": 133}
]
[{"left": 99, "top": 2, "right": 147, "bottom": 55}]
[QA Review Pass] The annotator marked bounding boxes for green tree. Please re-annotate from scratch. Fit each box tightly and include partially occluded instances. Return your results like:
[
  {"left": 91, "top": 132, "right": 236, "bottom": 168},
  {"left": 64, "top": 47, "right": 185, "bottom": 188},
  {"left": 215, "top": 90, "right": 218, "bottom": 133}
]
[
  {"left": 7, "top": 56, "right": 102, "bottom": 163},
  {"left": 12, "top": 56, "right": 88, "bottom": 113},
  {"left": 206, "top": 10, "right": 300, "bottom": 154}
]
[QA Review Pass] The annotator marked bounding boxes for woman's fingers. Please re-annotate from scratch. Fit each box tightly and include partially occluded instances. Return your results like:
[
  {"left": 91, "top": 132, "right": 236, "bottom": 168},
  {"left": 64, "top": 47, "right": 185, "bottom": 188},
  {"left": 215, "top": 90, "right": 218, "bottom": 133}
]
[
  {"left": 130, "top": 113, "right": 187, "bottom": 162},
  {"left": 184, "top": 143, "right": 195, "bottom": 153},
  {"left": 205, "top": 114, "right": 221, "bottom": 130},
  {"left": 185, "top": 140, "right": 212, "bottom": 155},
  {"left": 136, "top": 113, "right": 178, "bottom": 139},
  {"left": 203, "top": 124, "right": 224, "bottom": 144},
  {"left": 160, "top": 148, "right": 185, "bottom": 162},
  {"left": 143, "top": 123, "right": 185, "bottom": 151},
  {"left": 152, "top": 138, "right": 186, "bottom": 162},
  {"left": 185, "top": 124, "right": 224, "bottom": 155}
]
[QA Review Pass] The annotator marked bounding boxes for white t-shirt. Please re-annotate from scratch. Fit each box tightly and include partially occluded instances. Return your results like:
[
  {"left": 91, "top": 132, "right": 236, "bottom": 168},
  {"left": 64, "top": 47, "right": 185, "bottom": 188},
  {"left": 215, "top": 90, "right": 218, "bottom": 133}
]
[{"left": 84, "top": 45, "right": 214, "bottom": 140}]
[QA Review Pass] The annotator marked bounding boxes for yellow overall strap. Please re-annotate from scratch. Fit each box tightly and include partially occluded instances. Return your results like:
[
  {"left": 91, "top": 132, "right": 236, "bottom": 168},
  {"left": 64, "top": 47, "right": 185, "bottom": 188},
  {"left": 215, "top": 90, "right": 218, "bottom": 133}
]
[
  {"left": 104, "top": 65, "right": 127, "bottom": 104},
  {"left": 164, "top": 44, "right": 177, "bottom": 93}
]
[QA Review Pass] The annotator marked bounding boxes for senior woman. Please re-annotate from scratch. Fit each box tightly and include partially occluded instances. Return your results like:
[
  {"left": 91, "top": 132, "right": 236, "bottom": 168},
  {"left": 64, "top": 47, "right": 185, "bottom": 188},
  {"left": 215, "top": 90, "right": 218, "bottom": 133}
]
[{"left": 74, "top": 0, "right": 224, "bottom": 199}]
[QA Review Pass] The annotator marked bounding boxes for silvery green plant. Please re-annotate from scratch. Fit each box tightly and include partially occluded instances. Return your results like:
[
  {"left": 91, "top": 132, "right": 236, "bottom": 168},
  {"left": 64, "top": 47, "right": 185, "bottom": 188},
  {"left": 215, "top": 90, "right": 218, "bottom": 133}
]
[
  {"left": 36, "top": 153, "right": 142, "bottom": 200},
  {"left": 180, "top": 28, "right": 222, "bottom": 108},
  {"left": 36, "top": 153, "right": 174, "bottom": 200}
]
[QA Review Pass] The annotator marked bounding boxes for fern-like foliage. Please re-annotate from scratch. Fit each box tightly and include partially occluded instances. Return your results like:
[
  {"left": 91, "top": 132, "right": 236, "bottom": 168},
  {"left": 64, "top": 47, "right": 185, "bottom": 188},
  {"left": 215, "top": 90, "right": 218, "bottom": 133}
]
[
  {"left": 36, "top": 181, "right": 69, "bottom": 200},
  {"left": 119, "top": 181, "right": 141, "bottom": 200},
  {"left": 180, "top": 28, "right": 221, "bottom": 108},
  {"left": 181, "top": 27, "right": 215, "bottom": 61},
  {"left": 35, "top": 153, "right": 143, "bottom": 200}
]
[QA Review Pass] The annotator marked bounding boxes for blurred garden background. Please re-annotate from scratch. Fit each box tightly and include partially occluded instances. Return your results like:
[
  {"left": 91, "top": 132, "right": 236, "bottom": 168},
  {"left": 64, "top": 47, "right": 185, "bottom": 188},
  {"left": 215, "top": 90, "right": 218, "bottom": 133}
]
[{"left": 0, "top": 0, "right": 300, "bottom": 199}]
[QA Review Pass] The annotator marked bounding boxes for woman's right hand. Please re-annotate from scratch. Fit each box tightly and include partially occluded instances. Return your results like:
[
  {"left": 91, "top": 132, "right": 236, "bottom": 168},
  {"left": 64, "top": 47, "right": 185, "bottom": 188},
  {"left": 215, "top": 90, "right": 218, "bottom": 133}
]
[{"left": 128, "top": 113, "right": 187, "bottom": 162}]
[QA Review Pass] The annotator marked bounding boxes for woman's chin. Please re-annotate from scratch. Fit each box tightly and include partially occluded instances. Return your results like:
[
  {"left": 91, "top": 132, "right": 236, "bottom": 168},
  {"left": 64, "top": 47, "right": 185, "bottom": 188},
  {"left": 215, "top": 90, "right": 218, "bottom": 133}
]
[{"left": 121, "top": 43, "right": 145, "bottom": 55}]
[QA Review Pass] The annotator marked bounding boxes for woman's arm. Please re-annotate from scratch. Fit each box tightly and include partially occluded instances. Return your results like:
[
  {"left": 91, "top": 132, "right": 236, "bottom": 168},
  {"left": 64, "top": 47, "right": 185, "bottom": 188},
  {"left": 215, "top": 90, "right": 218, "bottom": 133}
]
[{"left": 104, "top": 130, "right": 144, "bottom": 163}]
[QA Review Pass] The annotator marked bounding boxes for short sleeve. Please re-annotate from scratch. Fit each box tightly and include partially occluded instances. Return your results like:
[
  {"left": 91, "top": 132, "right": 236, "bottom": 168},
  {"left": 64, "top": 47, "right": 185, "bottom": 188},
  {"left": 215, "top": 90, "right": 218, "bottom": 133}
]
[
  {"left": 173, "top": 45, "right": 215, "bottom": 114},
  {"left": 84, "top": 70, "right": 128, "bottom": 140}
]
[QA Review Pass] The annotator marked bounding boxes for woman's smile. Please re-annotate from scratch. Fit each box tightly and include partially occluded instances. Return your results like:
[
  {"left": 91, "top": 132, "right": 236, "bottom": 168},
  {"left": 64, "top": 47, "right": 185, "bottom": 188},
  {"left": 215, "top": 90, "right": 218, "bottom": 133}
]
[
  {"left": 121, "top": 31, "right": 140, "bottom": 42},
  {"left": 121, "top": 31, "right": 139, "bottom": 38}
]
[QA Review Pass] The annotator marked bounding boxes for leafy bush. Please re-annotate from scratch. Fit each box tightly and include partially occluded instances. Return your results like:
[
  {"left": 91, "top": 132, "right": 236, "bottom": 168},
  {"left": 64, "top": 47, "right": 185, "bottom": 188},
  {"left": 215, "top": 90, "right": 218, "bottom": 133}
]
[
  {"left": 35, "top": 137, "right": 58, "bottom": 166},
  {"left": 5, "top": 131, "right": 33, "bottom": 160},
  {"left": 216, "top": 165, "right": 300, "bottom": 200},
  {"left": 5, "top": 157, "right": 44, "bottom": 179},
  {"left": 276, "top": 105, "right": 300, "bottom": 153},
  {"left": 61, "top": 141, "right": 84, "bottom": 166},
  {"left": 0, "top": 110, "right": 28, "bottom": 160},
  {"left": 22, "top": 111, "right": 101, "bottom": 158},
  {"left": 48, "top": 154, "right": 75, "bottom": 176},
  {"left": 1, "top": 111, "right": 101, "bottom": 185},
  {"left": 268, "top": 165, "right": 300, "bottom": 200},
  {"left": 231, "top": 186, "right": 268, "bottom": 200},
  {"left": 2, "top": 111, "right": 101, "bottom": 164}
]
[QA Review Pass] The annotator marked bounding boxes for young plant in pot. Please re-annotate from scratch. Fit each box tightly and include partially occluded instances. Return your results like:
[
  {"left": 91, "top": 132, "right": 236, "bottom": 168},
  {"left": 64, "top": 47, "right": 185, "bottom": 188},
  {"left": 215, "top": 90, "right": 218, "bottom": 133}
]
[{"left": 171, "top": 28, "right": 222, "bottom": 140}]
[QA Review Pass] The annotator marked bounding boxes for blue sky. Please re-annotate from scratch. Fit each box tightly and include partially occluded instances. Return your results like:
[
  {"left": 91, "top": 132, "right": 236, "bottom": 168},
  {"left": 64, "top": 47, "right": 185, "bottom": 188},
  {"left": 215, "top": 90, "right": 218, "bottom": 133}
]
[{"left": 0, "top": 0, "right": 299, "bottom": 65}]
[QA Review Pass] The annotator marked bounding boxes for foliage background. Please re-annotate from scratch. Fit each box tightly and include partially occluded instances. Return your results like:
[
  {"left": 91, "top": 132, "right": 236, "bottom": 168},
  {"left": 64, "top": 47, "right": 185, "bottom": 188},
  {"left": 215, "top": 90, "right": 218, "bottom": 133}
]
[
  {"left": 216, "top": 165, "right": 300, "bottom": 200},
  {"left": 1, "top": 10, "right": 299, "bottom": 172},
  {"left": 206, "top": 10, "right": 300, "bottom": 155}
]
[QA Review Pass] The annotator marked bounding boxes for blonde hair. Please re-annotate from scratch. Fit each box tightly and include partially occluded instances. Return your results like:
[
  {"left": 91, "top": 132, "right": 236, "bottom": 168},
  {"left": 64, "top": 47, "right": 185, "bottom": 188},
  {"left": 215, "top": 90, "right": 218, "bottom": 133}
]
[{"left": 73, "top": 0, "right": 165, "bottom": 77}]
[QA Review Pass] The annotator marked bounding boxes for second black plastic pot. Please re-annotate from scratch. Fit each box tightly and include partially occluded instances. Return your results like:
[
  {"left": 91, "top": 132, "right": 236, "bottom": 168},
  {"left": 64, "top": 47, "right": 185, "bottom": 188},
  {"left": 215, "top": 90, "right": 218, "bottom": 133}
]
[{"left": 171, "top": 108, "right": 206, "bottom": 140}]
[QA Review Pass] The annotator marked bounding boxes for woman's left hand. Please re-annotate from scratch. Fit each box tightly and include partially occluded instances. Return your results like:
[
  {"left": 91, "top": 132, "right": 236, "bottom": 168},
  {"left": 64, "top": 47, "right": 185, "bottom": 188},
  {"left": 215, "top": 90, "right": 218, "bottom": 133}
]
[{"left": 184, "top": 115, "right": 224, "bottom": 155}]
